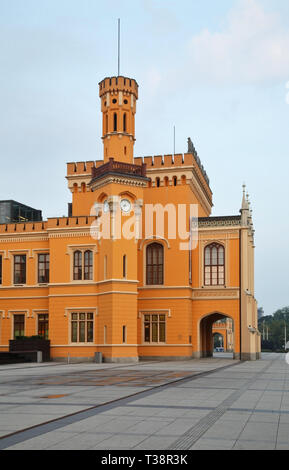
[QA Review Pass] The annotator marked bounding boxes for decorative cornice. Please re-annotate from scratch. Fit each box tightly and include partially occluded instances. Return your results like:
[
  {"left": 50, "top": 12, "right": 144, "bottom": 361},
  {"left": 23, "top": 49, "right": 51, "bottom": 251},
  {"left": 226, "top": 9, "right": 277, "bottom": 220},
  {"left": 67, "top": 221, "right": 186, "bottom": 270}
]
[
  {"left": 0, "top": 234, "right": 48, "bottom": 243},
  {"left": 198, "top": 216, "right": 241, "bottom": 228},
  {"left": 90, "top": 174, "right": 148, "bottom": 192},
  {"left": 192, "top": 288, "right": 239, "bottom": 299}
]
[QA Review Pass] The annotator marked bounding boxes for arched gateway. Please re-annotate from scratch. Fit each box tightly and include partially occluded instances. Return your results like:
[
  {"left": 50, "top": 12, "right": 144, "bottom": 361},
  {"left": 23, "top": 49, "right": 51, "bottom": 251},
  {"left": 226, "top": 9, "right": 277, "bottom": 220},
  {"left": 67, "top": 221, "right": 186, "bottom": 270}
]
[{"left": 200, "top": 313, "right": 235, "bottom": 358}]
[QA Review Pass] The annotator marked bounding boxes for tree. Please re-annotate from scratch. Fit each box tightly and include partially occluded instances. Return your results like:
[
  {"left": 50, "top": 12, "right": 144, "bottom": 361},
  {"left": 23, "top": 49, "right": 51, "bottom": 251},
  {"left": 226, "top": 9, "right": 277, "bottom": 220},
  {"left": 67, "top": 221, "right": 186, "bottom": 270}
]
[
  {"left": 258, "top": 307, "right": 264, "bottom": 319},
  {"left": 258, "top": 306, "right": 289, "bottom": 352}
]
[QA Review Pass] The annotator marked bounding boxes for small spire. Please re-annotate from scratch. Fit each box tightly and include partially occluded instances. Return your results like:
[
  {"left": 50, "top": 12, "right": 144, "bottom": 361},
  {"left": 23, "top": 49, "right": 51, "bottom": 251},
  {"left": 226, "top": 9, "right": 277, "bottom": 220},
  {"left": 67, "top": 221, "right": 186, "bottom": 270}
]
[
  {"left": 241, "top": 184, "right": 250, "bottom": 226},
  {"left": 241, "top": 184, "right": 249, "bottom": 211},
  {"left": 242, "top": 184, "right": 247, "bottom": 210}
]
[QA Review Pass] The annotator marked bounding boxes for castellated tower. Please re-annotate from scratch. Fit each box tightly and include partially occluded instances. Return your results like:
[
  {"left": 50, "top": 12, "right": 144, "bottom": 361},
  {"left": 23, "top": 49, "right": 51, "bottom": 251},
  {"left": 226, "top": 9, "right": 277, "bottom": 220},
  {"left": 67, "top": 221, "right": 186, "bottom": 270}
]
[{"left": 99, "top": 76, "right": 138, "bottom": 164}]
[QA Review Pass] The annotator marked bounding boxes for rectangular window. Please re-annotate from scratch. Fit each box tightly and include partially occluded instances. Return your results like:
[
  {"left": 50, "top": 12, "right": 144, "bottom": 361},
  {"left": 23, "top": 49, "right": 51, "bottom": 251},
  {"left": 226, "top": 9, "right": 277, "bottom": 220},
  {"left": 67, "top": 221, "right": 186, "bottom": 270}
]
[
  {"left": 73, "top": 250, "right": 94, "bottom": 281},
  {"left": 146, "top": 244, "right": 164, "bottom": 285},
  {"left": 122, "top": 325, "right": 127, "bottom": 343},
  {"left": 123, "top": 255, "right": 127, "bottom": 279},
  {"left": 38, "top": 254, "right": 49, "bottom": 284},
  {"left": 38, "top": 313, "right": 49, "bottom": 339},
  {"left": 84, "top": 251, "right": 93, "bottom": 281},
  {"left": 14, "top": 314, "right": 25, "bottom": 338},
  {"left": 104, "top": 325, "right": 107, "bottom": 344},
  {"left": 14, "top": 255, "right": 26, "bottom": 285},
  {"left": 71, "top": 312, "right": 94, "bottom": 343},
  {"left": 73, "top": 251, "right": 82, "bottom": 281},
  {"left": 0, "top": 255, "right": 2, "bottom": 284},
  {"left": 104, "top": 255, "right": 107, "bottom": 280},
  {"left": 144, "top": 314, "right": 166, "bottom": 343}
]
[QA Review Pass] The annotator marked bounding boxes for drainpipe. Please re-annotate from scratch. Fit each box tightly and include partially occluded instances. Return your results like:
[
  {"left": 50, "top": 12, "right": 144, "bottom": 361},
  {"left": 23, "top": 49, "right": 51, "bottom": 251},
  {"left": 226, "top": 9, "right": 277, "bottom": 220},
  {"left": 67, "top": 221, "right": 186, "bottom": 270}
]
[{"left": 239, "top": 228, "right": 242, "bottom": 361}]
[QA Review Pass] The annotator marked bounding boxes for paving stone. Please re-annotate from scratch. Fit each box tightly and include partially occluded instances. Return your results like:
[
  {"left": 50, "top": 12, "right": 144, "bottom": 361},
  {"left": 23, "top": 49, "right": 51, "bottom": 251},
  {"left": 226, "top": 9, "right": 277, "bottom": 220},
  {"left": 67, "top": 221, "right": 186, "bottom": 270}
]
[
  {"left": 190, "top": 438, "right": 236, "bottom": 450},
  {"left": 1, "top": 354, "right": 289, "bottom": 450},
  {"left": 233, "top": 440, "right": 276, "bottom": 450}
]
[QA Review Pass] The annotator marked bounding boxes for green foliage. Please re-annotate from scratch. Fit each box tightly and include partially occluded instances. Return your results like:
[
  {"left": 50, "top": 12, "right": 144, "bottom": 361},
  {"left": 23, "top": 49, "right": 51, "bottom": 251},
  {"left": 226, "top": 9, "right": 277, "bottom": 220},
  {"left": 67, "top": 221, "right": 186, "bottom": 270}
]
[{"left": 258, "top": 306, "right": 289, "bottom": 352}]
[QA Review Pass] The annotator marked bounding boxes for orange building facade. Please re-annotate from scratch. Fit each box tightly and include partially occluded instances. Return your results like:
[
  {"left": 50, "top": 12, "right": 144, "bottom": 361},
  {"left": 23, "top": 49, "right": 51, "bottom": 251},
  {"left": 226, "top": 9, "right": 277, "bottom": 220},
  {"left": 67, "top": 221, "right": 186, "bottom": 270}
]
[{"left": 0, "top": 75, "right": 261, "bottom": 362}]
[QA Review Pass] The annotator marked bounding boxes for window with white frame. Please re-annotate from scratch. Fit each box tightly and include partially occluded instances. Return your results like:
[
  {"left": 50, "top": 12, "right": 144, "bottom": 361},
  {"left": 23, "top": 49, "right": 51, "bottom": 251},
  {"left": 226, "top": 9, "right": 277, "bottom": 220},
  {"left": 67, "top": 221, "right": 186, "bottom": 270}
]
[
  {"left": 73, "top": 250, "right": 93, "bottom": 281},
  {"left": 143, "top": 313, "right": 166, "bottom": 343},
  {"left": 71, "top": 312, "right": 94, "bottom": 343},
  {"left": 204, "top": 243, "right": 225, "bottom": 286}
]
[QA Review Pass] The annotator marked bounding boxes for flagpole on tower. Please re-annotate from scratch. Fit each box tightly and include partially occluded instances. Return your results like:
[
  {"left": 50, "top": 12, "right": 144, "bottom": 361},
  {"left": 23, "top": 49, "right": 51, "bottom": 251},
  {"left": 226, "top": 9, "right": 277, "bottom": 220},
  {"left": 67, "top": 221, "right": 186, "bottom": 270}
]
[{"left": 118, "top": 18, "right": 121, "bottom": 76}]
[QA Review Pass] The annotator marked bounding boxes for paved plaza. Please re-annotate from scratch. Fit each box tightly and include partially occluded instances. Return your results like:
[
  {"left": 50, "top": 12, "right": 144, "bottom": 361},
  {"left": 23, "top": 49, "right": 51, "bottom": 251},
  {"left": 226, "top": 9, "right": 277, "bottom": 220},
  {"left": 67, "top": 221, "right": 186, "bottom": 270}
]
[{"left": 0, "top": 353, "right": 288, "bottom": 450}]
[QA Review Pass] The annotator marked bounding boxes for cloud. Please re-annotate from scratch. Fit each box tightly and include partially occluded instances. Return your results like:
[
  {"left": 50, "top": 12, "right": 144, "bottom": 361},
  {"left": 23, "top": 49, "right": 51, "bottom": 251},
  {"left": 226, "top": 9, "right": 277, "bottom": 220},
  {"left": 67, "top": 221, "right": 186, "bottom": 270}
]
[{"left": 187, "top": 0, "right": 289, "bottom": 84}]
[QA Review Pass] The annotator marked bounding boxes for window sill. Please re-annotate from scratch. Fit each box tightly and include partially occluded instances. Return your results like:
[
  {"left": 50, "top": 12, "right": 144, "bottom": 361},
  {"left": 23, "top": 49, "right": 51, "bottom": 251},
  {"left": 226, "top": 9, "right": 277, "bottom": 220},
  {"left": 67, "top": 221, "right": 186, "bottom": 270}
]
[
  {"left": 142, "top": 342, "right": 167, "bottom": 345},
  {"left": 202, "top": 285, "right": 226, "bottom": 289},
  {"left": 144, "top": 284, "right": 165, "bottom": 288}
]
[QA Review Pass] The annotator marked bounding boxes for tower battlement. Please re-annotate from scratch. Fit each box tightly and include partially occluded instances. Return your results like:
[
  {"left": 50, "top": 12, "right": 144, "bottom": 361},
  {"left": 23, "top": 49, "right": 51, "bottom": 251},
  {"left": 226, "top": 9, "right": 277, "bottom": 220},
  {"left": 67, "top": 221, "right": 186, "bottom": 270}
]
[
  {"left": 134, "top": 153, "right": 210, "bottom": 189},
  {"left": 66, "top": 160, "right": 104, "bottom": 177},
  {"left": 0, "top": 221, "right": 47, "bottom": 234},
  {"left": 0, "top": 216, "right": 98, "bottom": 234},
  {"left": 99, "top": 76, "right": 138, "bottom": 99}
]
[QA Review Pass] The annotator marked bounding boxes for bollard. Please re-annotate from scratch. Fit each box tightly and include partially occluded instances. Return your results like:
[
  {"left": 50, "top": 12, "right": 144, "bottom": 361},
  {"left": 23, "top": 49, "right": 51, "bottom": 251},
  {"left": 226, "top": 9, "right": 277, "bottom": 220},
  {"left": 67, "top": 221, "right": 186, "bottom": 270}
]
[
  {"left": 37, "top": 351, "right": 43, "bottom": 363},
  {"left": 95, "top": 352, "right": 103, "bottom": 364}
]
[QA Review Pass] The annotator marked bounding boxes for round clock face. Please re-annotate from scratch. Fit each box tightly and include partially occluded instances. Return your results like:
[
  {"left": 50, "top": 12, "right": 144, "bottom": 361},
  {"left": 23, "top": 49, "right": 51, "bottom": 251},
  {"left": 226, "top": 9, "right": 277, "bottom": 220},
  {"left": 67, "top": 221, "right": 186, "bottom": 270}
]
[
  {"left": 120, "top": 199, "right": 131, "bottom": 213},
  {"left": 103, "top": 200, "right": 109, "bottom": 213}
]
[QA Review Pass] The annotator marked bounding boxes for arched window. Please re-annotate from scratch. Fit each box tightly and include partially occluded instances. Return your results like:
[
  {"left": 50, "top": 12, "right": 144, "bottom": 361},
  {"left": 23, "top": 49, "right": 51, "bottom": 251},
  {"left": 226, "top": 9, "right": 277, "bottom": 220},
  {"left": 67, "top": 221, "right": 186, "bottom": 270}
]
[
  {"left": 113, "top": 113, "right": 117, "bottom": 132},
  {"left": 73, "top": 251, "right": 82, "bottom": 281},
  {"left": 204, "top": 243, "right": 225, "bottom": 286},
  {"left": 84, "top": 250, "right": 93, "bottom": 281},
  {"left": 123, "top": 113, "right": 127, "bottom": 132},
  {"left": 146, "top": 243, "right": 164, "bottom": 285}
]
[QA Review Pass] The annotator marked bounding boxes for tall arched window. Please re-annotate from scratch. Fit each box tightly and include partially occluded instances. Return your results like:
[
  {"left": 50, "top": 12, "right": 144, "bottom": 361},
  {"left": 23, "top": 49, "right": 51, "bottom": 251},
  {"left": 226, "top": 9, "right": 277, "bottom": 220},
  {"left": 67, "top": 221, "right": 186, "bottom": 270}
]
[
  {"left": 113, "top": 113, "right": 117, "bottom": 132},
  {"left": 146, "top": 243, "right": 164, "bottom": 285},
  {"left": 123, "top": 113, "right": 127, "bottom": 132},
  {"left": 204, "top": 243, "right": 225, "bottom": 286},
  {"left": 73, "top": 251, "right": 82, "bottom": 281},
  {"left": 84, "top": 250, "right": 93, "bottom": 281}
]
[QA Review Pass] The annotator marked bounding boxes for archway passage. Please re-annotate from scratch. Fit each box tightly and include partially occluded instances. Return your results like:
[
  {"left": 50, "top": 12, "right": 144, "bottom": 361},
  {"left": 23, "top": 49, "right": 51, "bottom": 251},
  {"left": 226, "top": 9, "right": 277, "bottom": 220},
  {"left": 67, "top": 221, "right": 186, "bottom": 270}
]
[
  {"left": 213, "top": 332, "right": 224, "bottom": 349},
  {"left": 199, "top": 313, "right": 235, "bottom": 359}
]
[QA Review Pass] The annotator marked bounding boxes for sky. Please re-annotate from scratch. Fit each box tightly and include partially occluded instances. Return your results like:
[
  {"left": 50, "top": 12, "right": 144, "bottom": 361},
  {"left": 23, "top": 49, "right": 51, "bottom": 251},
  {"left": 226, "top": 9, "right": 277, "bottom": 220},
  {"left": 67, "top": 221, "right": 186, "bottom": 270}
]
[{"left": 0, "top": 0, "right": 288, "bottom": 316}]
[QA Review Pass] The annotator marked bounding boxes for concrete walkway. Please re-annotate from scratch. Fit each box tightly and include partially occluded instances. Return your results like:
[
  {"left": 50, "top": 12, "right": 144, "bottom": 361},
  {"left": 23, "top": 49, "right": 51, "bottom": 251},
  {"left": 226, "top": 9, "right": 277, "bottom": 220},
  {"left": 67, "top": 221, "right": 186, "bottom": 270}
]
[{"left": 0, "top": 353, "right": 288, "bottom": 450}]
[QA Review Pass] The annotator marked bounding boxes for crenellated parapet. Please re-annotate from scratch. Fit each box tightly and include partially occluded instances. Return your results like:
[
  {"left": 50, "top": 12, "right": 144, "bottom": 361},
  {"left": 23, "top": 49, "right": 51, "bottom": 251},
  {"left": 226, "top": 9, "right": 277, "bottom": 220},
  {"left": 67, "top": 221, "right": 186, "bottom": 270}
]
[
  {"left": 0, "top": 221, "right": 47, "bottom": 234},
  {"left": 46, "top": 216, "right": 97, "bottom": 230},
  {"left": 0, "top": 216, "right": 98, "bottom": 238},
  {"left": 66, "top": 160, "right": 104, "bottom": 176},
  {"left": 134, "top": 148, "right": 210, "bottom": 186},
  {"left": 133, "top": 152, "right": 213, "bottom": 211},
  {"left": 66, "top": 160, "right": 104, "bottom": 193},
  {"left": 99, "top": 76, "right": 138, "bottom": 100}
]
